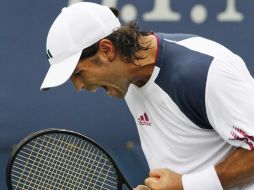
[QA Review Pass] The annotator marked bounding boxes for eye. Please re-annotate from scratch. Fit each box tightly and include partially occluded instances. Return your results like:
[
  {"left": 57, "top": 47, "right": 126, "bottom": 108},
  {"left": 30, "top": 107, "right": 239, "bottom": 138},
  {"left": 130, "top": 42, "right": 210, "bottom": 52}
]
[
  {"left": 73, "top": 71, "right": 80, "bottom": 76},
  {"left": 72, "top": 70, "right": 81, "bottom": 77}
]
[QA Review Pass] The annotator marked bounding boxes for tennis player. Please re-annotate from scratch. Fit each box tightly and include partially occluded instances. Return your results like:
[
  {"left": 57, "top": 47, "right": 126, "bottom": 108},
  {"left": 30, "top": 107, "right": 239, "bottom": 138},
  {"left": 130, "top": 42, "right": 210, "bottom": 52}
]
[{"left": 40, "top": 2, "right": 254, "bottom": 190}]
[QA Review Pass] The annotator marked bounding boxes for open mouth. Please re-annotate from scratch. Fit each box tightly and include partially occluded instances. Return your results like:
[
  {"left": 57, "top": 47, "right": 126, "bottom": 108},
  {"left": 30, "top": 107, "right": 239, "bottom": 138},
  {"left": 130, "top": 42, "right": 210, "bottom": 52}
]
[
  {"left": 102, "top": 85, "right": 113, "bottom": 96},
  {"left": 102, "top": 85, "right": 108, "bottom": 92}
]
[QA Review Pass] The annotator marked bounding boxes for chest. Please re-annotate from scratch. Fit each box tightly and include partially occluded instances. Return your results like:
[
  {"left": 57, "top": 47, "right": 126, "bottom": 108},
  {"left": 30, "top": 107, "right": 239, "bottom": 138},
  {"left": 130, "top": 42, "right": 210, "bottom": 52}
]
[{"left": 126, "top": 83, "right": 200, "bottom": 135}]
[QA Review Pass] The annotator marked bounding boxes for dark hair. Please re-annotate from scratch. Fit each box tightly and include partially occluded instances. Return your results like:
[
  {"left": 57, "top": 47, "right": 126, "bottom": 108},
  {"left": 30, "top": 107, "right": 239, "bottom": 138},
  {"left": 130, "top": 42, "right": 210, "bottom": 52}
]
[{"left": 79, "top": 7, "right": 153, "bottom": 63}]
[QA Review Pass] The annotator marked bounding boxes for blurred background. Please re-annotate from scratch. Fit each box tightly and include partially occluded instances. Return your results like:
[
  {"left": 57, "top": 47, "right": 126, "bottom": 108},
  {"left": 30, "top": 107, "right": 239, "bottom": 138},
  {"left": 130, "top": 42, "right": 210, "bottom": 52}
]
[{"left": 0, "top": 0, "right": 253, "bottom": 189}]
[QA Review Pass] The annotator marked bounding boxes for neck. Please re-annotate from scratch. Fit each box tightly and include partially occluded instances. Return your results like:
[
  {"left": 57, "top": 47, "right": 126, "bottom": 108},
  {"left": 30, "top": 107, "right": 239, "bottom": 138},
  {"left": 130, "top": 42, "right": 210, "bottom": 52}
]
[{"left": 131, "top": 34, "right": 158, "bottom": 87}]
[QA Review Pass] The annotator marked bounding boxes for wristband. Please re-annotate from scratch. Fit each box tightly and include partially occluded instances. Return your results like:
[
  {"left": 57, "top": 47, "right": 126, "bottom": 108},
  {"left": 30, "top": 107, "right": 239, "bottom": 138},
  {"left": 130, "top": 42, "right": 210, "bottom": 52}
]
[{"left": 182, "top": 166, "right": 223, "bottom": 190}]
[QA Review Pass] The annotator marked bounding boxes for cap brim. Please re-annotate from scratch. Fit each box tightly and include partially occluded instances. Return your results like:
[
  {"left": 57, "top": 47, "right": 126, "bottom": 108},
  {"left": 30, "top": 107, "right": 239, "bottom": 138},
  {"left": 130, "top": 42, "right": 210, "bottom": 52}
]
[{"left": 40, "top": 51, "right": 82, "bottom": 90}]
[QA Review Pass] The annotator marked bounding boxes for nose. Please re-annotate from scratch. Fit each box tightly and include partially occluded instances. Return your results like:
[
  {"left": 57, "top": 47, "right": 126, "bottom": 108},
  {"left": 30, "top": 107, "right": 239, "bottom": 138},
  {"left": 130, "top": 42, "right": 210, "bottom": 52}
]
[{"left": 70, "top": 76, "right": 85, "bottom": 91}]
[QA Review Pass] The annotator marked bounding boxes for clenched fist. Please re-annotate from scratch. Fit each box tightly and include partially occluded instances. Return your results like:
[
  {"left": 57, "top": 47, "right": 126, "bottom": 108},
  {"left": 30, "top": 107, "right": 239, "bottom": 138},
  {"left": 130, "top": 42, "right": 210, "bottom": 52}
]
[{"left": 134, "top": 168, "right": 183, "bottom": 190}]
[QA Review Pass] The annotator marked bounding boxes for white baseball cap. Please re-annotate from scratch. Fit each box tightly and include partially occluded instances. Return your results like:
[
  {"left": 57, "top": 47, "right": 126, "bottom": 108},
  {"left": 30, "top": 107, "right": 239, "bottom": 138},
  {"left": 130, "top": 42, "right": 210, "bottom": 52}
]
[{"left": 40, "top": 2, "right": 121, "bottom": 90}]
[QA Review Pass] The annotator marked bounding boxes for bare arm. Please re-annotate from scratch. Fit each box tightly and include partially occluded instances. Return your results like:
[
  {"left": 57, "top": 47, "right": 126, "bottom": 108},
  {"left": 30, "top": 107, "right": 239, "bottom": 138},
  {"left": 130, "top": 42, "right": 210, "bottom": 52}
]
[
  {"left": 134, "top": 148, "right": 254, "bottom": 190},
  {"left": 216, "top": 147, "right": 254, "bottom": 189}
]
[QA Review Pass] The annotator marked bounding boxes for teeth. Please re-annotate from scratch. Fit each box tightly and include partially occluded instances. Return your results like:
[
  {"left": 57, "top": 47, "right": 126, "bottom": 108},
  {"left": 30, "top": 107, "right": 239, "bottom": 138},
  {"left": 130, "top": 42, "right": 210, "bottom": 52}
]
[
  {"left": 89, "top": 87, "right": 97, "bottom": 93},
  {"left": 107, "top": 90, "right": 112, "bottom": 97}
]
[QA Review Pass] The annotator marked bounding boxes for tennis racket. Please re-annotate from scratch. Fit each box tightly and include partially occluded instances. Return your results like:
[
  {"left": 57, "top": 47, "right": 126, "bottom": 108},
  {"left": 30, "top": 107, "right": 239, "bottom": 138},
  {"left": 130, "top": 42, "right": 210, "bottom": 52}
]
[{"left": 6, "top": 128, "right": 132, "bottom": 190}]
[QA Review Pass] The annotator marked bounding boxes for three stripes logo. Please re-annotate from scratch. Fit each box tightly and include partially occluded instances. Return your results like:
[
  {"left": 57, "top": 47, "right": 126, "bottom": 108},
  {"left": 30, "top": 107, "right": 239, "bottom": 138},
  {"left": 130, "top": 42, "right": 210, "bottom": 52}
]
[
  {"left": 138, "top": 112, "right": 151, "bottom": 126},
  {"left": 229, "top": 126, "right": 254, "bottom": 150}
]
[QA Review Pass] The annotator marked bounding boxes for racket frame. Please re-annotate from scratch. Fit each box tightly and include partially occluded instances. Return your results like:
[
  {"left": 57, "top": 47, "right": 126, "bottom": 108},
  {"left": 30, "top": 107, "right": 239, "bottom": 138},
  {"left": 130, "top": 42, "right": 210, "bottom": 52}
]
[{"left": 6, "top": 128, "right": 132, "bottom": 190}]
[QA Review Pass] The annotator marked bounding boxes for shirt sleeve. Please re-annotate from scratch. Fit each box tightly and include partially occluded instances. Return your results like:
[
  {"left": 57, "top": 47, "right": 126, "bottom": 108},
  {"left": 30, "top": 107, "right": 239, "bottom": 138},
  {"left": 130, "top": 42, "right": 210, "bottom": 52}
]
[
  {"left": 182, "top": 166, "right": 223, "bottom": 190},
  {"left": 205, "top": 56, "right": 254, "bottom": 150}
]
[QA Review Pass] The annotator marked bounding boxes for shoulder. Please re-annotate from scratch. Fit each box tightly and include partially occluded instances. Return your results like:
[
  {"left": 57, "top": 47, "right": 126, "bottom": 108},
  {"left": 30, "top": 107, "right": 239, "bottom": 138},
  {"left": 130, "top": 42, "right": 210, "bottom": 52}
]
[{"left": 154, "top": 34, "right": 216, "bottom": 129}]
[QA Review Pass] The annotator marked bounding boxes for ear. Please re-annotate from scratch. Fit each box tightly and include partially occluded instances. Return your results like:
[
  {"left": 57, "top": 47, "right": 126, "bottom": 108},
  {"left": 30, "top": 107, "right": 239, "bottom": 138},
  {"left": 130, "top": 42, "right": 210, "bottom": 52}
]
[{"left": 98, "top": 39, "right": 116, "bottom": 62}]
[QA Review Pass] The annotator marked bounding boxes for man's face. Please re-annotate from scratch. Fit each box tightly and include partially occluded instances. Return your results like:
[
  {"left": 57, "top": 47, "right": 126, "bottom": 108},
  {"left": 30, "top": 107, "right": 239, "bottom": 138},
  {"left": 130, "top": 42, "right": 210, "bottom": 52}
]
[{"left": 70, "top": 51, "right": 131, "bottom": 99}]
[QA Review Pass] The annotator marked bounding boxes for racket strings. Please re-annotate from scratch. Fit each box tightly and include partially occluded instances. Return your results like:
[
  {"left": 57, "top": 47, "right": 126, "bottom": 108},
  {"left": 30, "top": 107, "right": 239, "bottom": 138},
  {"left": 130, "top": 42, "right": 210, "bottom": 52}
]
[
  {"left": 24, "top": 135, "right": 116, "bottom": 176},
  {"left": 37, "top": 135, "right": 87, "bottom": 189},
  {"left": 11, "top": 133, "right": 118, "bottom": 190},
  {"left": 28, "top": 134, "right": 68, "bottom": 189},
  {"left": 43, "top": 134, "right": 75, "bottom": 189},
  {"left": 13, "top": 135, "right": 73, "bottom": 190},
  {"left": 13, "top": 135, "right": 85, "bottom": 190},
  {"left": 27, "top": 135, "right": 115, "bottom": 189},
  {"left": 17, "top": 136, "right": 117, "bottom": 183},
  {"left": 14, "top": 137, "right": 104, "bottom": 189},
  {"left": 12, "top": 134, "right": 117, "bottom": 189},
  {"left": 14, "top": 137, "right": 39, "bottom": 188}
]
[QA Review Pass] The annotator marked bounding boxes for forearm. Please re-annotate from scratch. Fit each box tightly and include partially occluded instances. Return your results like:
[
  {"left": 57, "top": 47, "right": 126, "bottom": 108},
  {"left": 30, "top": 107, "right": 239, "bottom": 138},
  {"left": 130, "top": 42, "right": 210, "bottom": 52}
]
[
  {"left": 215, "top": 147, "right": 254, "bottom": 189},
  {"left": 139, "top": 148, "right": 254, "bottom": 190}
]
